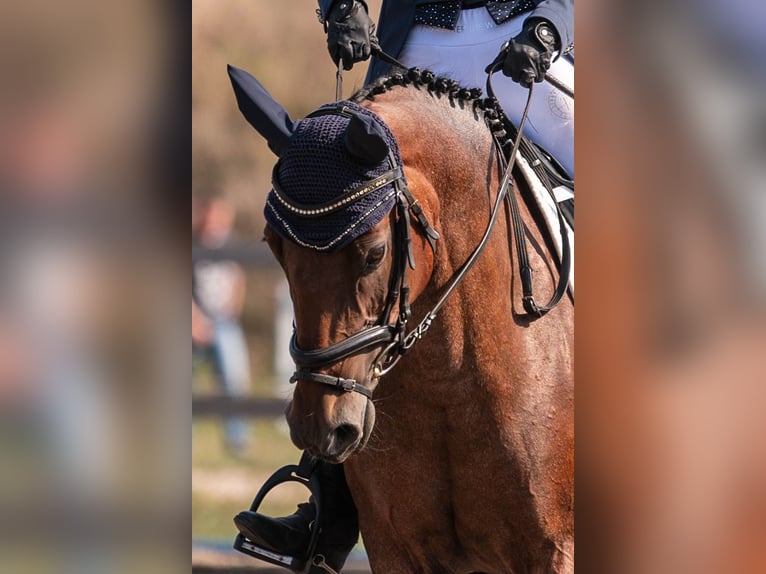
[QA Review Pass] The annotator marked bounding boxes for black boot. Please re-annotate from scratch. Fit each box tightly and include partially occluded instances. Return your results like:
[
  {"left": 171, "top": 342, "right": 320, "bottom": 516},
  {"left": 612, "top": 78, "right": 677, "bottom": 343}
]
[
  {"left": 234, "top": 502, "right": 316, "bottom": 557},
  {"left": 234, "top": 461, "right": 359, "bottom": 573}
]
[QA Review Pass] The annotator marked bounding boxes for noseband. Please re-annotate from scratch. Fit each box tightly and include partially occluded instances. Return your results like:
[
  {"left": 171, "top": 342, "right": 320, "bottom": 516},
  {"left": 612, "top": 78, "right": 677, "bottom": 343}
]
[{"left": 287, "top": 104, "right": 439, "bottom": 399}]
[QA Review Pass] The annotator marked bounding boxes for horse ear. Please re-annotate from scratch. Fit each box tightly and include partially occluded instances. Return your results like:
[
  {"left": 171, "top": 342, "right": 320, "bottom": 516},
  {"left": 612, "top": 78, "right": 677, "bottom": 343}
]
[
  {"left": 344, "top": 113, "right": 390, "bottom": 166},
  {"left": 227, "top": 64, "right": 296, "bottom": 156}
]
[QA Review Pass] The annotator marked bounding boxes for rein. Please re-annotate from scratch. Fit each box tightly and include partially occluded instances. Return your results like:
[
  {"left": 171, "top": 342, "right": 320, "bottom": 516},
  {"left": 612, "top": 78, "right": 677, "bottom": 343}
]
[
  {"left": 290, "top": 46, "right": 572, "bottom": 399},
  {"left": 484, "top": 44, "right": 573, "bottom": 316}
]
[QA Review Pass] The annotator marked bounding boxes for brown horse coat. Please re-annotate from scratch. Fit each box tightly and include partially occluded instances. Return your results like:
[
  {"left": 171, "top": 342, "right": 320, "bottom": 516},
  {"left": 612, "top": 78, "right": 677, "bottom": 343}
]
[{"left": 272, "top": 78, "right": 573, "bottom": 573}]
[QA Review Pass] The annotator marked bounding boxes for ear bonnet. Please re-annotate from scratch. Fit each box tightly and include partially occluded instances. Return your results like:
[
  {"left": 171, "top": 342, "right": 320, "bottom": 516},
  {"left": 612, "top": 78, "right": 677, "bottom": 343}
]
[{"left": 227, "top": 65, "right": 403, "bottom": 252}]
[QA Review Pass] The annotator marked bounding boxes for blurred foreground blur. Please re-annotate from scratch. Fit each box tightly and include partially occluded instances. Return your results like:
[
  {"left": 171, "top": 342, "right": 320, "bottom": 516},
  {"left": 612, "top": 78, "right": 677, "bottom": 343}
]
[
  {"left": 0, "top": 1, "right": 186, "bottom": 572},
  {"left": 577, "top": 1, "right": 766, "bottom": 572}
]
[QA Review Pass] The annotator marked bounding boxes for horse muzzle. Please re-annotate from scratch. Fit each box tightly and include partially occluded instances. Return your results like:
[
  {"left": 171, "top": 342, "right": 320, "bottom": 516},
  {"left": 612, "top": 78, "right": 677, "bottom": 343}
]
[{"left": 286, "top": 370, "right": 377, "bottom": 463}]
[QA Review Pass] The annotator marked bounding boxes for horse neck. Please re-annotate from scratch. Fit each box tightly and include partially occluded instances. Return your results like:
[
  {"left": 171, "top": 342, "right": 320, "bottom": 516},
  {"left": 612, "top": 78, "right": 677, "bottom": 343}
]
[
  {"left": 370, "top": 88, "right": 567, "bottom": 390},
  {"left": 369, "top": 90, "right": 517, "bottom": 381}
]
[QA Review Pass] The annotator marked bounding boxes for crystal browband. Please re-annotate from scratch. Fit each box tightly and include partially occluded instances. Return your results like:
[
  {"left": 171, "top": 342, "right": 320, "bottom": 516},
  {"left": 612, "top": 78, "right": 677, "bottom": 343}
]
[
  {"left": 270, "top": 165, "right": 404, "bottom": 218},
  {"left": 265, "top": 189, "right": 397, "bottom": 252}
]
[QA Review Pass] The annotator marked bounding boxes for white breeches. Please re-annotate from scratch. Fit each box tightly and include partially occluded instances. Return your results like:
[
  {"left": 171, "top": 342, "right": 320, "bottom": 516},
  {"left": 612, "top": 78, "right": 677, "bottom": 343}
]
[{"left": 399, "top": 7, "right": 574, "bottom": 178}]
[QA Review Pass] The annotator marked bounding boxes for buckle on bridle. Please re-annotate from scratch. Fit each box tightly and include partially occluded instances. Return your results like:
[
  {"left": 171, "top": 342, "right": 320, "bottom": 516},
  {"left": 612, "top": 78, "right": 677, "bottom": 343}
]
[
  {"left": 339, "top": 378, "right": 356, "bottom": 392},
  {"left": 291, "top": 369, "right": 373, "bottom": 399}
]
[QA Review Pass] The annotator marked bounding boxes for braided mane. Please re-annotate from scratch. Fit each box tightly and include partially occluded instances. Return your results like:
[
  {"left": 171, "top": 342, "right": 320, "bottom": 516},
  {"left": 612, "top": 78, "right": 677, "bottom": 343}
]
[{"left": 351, "top": 68, "right": 514, "bottom": 151}]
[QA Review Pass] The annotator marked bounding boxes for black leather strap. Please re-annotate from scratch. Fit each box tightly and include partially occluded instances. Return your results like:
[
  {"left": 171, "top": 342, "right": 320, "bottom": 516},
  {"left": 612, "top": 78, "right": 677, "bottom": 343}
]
[
  {"left": 485, "top": 55, "right": 572, "bottom": 317},
  {"left": 289, "top": 325, "right": 396, "bottom": 369},
  {"left": 290, "top": 369, "right": 373, "bottom": 399},
  {"left": 399, "top": 183, "right": 440, "bottom": 254},
  {"left": 370, "top": 42, "right": 408, "bottom": 70},
  {"left": 296, "top": 451, "right": 317, "bottom": 479}
]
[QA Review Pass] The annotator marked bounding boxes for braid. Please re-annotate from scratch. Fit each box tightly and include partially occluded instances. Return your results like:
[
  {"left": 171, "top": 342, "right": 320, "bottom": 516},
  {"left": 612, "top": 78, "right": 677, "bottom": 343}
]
[{"left": 351, "top": 68, "right": 514, "bottom": 151}]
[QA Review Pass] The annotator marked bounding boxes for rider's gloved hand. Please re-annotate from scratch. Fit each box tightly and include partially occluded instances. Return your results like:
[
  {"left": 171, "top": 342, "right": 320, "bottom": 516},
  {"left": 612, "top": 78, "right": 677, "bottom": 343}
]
[
  {"left": 326, "top": 0, "right": 375, "bottom": 70},
  {"left": 502, "top": 18, "right": 560, "bottom": 87}
]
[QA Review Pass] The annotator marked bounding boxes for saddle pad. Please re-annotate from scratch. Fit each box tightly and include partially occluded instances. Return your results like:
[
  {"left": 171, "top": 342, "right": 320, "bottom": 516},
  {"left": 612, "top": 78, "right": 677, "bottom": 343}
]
[{"left": 515, "top": 155, "right": 575, "bottom": 297}]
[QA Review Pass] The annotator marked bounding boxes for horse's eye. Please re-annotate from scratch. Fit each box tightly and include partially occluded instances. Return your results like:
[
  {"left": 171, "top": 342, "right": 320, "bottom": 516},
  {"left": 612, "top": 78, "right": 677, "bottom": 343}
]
[{"left": 363, "top": 245, "right": 386, "bottom": 271}]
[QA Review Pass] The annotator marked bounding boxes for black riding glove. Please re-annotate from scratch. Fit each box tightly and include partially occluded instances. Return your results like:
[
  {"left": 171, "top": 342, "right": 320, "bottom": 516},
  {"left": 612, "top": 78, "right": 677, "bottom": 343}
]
[
  {"left": 326, "top": 0, "right": 375, "bottom": 70},
  {"left": 503, "top": 18, "right": 560, "bottom": 87}
]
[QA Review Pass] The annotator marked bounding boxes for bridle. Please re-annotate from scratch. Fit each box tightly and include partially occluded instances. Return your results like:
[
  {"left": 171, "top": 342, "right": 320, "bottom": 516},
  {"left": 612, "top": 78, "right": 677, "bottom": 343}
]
[
  {"left": 288, "top": 47, "right": 572, "bottom": 400},
  {"left": 288, "top": 104, "right": 439, "bottom": 399}
]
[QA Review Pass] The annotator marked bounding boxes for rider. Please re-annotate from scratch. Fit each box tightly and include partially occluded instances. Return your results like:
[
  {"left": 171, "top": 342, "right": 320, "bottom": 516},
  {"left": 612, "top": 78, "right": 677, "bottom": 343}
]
[
  {"left": 329, "top": 0, "right": 574, "bottom": 178},
  {"left": 234, "top": 1, "right": 573, "bottom": 572}
]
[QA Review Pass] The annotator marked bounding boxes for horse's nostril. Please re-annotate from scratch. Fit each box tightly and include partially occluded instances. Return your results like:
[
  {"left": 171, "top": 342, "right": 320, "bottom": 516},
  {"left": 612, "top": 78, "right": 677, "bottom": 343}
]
[{"left": 333, "top": 424, "right": 361, "bottom": 449}]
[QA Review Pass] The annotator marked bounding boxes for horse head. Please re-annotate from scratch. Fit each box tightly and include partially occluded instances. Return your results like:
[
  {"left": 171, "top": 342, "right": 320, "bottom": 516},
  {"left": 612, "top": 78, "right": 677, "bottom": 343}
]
[
  {"left": 228, "top": 65, "right": 437, "bottom": 462},
  {"left": 266, "top": 216, "right": 391, "bottom": 462}
]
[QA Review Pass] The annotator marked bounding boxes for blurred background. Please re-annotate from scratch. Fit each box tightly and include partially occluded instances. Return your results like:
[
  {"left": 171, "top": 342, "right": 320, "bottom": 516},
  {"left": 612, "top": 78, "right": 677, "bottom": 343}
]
[
  {"left": 576, "top": 1, "right": 766, "bottom": 572},
  {"left": 0, "top": 0, "right": 762, "bottom": 572},
  {"left": 191, "top": 1, "right": 380, "bottom": 570},
  {"left": 0, "top": 0, "right": 187, "bottom": 573}
]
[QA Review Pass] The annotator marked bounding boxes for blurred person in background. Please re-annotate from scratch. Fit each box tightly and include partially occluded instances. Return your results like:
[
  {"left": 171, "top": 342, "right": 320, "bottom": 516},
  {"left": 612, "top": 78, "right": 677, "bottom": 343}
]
[
  {"left": 234, "top": 1, "right": 573, "bottom": 572},
  {"left": 0, "top": 1, "right": 186, "bottom": 571},
  {"left": 0, "top": 92, "right": 155, "bottom": 573},
  {"left": 192, "top": 195, "right": 253, "bottom": 456}
]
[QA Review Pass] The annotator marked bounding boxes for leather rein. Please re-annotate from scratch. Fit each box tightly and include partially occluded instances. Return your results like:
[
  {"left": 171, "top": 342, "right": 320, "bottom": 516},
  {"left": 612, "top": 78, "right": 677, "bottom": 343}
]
[{"left": 289, "top": 47, "right": 572, "bottom": 400}]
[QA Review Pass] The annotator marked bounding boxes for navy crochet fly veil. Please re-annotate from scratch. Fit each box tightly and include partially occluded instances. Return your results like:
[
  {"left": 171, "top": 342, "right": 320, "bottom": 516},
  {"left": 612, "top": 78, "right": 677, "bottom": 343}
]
[{"left": 264, "top": 100, "right": 404, "bottom": 252}]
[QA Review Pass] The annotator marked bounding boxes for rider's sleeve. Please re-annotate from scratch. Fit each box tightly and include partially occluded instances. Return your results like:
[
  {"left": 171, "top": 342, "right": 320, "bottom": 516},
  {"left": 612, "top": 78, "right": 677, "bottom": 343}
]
[{"left": 527, "top": 0, "right": 574, "bottom": 52}]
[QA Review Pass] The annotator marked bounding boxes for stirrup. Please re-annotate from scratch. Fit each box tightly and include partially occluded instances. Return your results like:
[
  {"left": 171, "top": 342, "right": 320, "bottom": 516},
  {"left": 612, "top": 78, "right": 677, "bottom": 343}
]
[{"left": 233, "top": 455, "right": 322, "bottom": 573}]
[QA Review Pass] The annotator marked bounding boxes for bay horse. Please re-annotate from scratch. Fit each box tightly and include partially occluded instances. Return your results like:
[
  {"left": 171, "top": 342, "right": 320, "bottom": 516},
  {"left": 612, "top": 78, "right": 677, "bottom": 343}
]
[{"left": 237, "top": 66, "right": 573, "bottom": 573}]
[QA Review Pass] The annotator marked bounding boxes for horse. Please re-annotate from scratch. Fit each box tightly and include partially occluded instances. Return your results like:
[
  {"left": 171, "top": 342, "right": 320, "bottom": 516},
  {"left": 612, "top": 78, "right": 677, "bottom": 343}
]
[{"left": 232, "top": 66, "right": 573, "bottom": 573}]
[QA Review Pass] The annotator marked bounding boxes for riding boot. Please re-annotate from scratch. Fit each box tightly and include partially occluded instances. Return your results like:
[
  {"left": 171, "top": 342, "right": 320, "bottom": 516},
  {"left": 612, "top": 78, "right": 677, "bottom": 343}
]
[
  {"left": 234, "top": 502, "right": 316, "bottom": 557},
  {"left": 234, "top": 459, "right": 359, "bottom": 573},
  {"left": 311, "top": 459, "right": 359, "bottom": 572}
]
